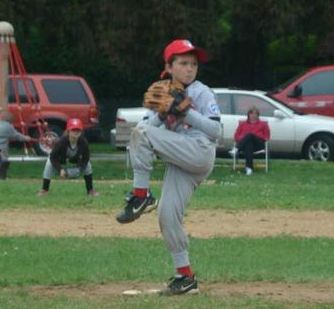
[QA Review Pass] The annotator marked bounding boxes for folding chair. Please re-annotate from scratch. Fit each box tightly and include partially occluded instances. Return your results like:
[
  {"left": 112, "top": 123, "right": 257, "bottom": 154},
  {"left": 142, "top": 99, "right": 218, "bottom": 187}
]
[{"left": 232, "top": 141, "right": 269, "bottom": 173}]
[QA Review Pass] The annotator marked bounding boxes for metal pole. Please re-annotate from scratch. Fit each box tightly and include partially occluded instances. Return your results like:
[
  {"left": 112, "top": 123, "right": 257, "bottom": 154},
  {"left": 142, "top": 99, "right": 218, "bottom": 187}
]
[{"left": 0, "top": 22, "right": 14, "bottom": 112}]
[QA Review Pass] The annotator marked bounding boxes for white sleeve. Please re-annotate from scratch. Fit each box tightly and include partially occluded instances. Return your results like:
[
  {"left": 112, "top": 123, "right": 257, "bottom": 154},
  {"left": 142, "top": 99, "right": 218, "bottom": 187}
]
[
  {"left": 184, "top": 86, "right": 222, "bottom": 140},
  {"left": 7, "top": 124, "right": 27, "bottom": 142},
  {"left": 140, "top": 109, "right": 163, "bottom": 127},
  {"left": 184, "top": 109, "right": 222, "bottom": 140},
  {"left": 199, "top": 91, "right": 221, "bottom": 118}
]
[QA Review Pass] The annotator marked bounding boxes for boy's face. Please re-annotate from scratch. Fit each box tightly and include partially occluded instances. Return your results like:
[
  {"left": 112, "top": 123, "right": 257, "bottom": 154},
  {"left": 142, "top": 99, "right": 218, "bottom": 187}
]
[
  {"left": 166, "top": 53, "right": 198, "bottom": 86},
  {"left": 68, "top": 129, "right": 82, "bottom": 140}
]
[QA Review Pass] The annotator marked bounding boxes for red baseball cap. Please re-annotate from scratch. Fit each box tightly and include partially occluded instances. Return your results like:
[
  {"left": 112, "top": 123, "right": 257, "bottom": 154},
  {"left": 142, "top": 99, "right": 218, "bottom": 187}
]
[
  {"left": 66, "top": 118, "right": 83, "bottom": 131},
  {"left": 163, "top": 39, "right": 208, "bottom": 63}
]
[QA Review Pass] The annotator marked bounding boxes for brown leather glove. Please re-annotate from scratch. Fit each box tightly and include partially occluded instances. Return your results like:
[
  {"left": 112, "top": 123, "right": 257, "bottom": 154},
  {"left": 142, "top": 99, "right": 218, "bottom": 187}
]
[{"left": 143, "top": 79, "right": 191, "bottom": 116}]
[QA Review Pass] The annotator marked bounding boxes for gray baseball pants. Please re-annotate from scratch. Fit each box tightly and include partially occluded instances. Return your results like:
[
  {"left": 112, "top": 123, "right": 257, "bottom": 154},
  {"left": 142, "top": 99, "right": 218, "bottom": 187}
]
[
  {"left": 42, "top": 158, "right": 93, "bottom": 179},
  {"left": 130, "top": 123, "right": 215, "bottom": 268}
]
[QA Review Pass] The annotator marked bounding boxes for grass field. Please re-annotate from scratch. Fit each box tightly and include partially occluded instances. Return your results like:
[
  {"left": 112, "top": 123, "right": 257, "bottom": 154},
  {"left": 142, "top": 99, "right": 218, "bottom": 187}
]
[
  {"left": 0, "top": 237, "right": 333, "bottom": 285},
  {"left": 3, "top": 157, "right": 334, "bottom": 210},
  {"left": 0, "top": 152, "right": 333, "bottom": 308}
]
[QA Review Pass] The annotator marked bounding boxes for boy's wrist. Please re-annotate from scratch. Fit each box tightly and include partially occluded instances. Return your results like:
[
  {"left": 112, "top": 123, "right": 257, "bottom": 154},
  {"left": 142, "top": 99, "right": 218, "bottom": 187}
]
[{"left": 158, "top": 112, "right": 167, "bottom": 121}]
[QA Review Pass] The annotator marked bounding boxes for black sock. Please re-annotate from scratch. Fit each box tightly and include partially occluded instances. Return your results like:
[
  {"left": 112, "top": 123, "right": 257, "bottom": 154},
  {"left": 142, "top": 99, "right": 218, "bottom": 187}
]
[
  {"left": 42, "top": 179, "right": 50, "bottom": 191},
  {"left": 84, "top": 174, "right": 93, "bottom": 193}
]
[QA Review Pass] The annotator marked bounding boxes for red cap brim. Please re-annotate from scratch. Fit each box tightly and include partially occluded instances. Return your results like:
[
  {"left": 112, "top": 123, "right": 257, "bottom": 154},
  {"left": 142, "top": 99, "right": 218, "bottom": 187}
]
[
  {"left": 166, "top": 47, "right": 208, "bottom": 63},
  {"left": 164, "top": 40, "right": 209, "bottom": 63}
]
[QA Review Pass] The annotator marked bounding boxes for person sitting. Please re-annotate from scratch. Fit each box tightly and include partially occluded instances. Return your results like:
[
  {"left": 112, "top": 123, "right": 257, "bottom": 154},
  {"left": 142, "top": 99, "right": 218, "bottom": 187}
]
[{"left": 229, "top": 107, "right": 270, "bottom": 175}]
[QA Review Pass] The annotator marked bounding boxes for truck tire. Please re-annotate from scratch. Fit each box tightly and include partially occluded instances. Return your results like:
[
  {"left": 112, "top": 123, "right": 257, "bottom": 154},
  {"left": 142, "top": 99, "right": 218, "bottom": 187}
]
[
  {"left": 33, "top": 124, "right": 64, "bottom": 156},
  {"left": 303, "top": 134, "right": 334, "bottom": 161}
]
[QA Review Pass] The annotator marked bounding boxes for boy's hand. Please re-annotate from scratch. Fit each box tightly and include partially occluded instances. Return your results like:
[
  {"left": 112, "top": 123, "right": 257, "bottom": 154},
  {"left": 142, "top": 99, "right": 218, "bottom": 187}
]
[{"left": 26, "top": 137, "right": 39, "bottom": 143}]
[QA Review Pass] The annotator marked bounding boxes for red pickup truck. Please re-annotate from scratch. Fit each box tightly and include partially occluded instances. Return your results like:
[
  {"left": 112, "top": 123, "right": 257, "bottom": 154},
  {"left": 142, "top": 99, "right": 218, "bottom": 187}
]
[
  {"left": 8, "top": 74, "right": 99, "bottom": 155},
  {"left": 270, "top": 65, "right": 334, "bottom": 118}
]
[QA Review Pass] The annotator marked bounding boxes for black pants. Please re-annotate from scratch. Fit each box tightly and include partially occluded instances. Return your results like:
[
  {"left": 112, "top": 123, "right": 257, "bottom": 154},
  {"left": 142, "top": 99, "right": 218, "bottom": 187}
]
[
  {"left": 237, "top": 134, "right": 265, "bottom": 169},
  {"left": 0, "top": 161, "right": 10, "bottom": 180}
]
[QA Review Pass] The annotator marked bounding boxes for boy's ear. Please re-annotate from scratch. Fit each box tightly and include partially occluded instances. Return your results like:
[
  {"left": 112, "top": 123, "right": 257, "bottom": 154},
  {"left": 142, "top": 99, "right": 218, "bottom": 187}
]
[{"left": 165, "top": 63, "right": 172, "bottom": 74}]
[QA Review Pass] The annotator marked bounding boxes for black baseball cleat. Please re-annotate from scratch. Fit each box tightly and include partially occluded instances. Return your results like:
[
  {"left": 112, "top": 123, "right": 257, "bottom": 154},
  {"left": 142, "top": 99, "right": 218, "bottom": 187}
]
[
  {"left": 116, "top": 191, "right": 157, "bottom": 224},
  {"left": 159, "top": 274, "right": 199, "bottom": 296}
]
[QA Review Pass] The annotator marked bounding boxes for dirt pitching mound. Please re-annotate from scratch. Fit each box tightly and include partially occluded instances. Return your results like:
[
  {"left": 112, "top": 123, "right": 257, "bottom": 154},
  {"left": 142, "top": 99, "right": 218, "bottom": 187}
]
[
  {"left": 0, "top": 209, "right": 333, "bottom": 238},
  {"left": 27, "top": 281, "right": 334, "bottom": 303}
]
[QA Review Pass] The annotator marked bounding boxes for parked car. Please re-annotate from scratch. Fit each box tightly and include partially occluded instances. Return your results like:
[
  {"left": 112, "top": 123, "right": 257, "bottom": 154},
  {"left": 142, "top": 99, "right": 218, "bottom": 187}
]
[
  {"left": 112, "top": 88, "right": 334, "bottom": 161},
  {"left": 215, "top": 88, "right": 334, "bottom": 161},
  {"left": 8, "top": 74, "right": 99, "bottom": 155},
  {"left": 113, "top": 107, "right": 148, "bottom": 148},
  {"left": 270, "top": 65, "right": 334, "bottom": 118}
]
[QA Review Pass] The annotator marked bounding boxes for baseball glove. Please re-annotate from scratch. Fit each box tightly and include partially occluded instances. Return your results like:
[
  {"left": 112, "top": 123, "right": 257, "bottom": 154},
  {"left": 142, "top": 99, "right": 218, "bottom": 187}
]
[
  {"left": 65, "top": 167, "right": 81, "bottom": 178},
  {"left": 143, "top": 79, "right": 192, "bottom": 116}
]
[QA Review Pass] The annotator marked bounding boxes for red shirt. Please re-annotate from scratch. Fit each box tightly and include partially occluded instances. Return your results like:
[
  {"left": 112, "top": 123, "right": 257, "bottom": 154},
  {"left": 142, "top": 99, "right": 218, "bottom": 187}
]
[{"left": 234, "top": 120, "right": 270, "bottom": 142}]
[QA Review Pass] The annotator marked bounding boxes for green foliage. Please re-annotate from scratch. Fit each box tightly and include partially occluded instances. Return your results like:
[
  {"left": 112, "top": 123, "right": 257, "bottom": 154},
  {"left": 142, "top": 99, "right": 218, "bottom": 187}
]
[
  {"left": 268, "top": 35, "right": 318, "bottom": 66},
  {"left": 2, "top": 2, "right": 334, "bottom": 153},
  {"left": 2, "top": 4, "right": 334, "bottom": 102}
]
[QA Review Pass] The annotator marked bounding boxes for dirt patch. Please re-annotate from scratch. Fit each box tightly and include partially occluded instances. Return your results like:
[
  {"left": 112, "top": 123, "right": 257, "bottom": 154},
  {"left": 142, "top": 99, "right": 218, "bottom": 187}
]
[
  {"left": 2, "top": 209, "right": 334, "bottom": 304},
  {"left": 0, "top": 209, "right": 334, "bottom": 238},
  {"left": 208, "top": 281, "right": 334, "bottom": 303},
  {"left": 24, "top": 281, "right": 334, "bottom": 303}
]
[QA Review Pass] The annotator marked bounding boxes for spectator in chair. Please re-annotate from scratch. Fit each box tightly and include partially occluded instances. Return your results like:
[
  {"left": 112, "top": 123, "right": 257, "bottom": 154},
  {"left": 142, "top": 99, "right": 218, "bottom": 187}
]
[{"left": 229, "top": 107, "right": 270, "bottom": 175}]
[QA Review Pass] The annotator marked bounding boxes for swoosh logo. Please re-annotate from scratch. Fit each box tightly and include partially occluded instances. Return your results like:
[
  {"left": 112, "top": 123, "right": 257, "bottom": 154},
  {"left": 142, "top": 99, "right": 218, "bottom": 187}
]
[
  {"left": 132, "top": 202, "right": 146, "bottom": 214},
  {"left": 179, "top": 282, "right": 198, "bottom": 293},
  {"left": 180, "top": 285, "right": 191, "bottom": 292}
]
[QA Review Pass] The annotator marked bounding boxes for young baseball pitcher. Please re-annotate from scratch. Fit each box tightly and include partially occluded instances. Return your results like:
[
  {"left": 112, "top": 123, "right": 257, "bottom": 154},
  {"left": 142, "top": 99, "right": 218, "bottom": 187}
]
[
  {"left": 116, "top": 39, "right": 222, "bottom": 295},
  {"left": 38, "top": 118, "right": 99, "bottom": 196}
]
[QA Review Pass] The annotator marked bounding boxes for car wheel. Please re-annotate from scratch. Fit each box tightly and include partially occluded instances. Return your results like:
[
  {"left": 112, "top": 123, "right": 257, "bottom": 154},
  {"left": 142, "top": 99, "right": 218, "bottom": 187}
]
[
  {"left": 33, "top": 124, "right": 64, "bottom": 156},
  {"left": 304, "top": 134, "right": 334, "bottom": 161}
]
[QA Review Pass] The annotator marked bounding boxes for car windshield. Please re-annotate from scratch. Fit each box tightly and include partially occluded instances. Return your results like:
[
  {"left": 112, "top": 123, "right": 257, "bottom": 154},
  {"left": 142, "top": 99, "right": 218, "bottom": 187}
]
[
  {"left": 265, "top": 93, "right": 304, "bottom": 115},
  {"left": 268, "top": 70, "right": 307, "bottom": 94}
]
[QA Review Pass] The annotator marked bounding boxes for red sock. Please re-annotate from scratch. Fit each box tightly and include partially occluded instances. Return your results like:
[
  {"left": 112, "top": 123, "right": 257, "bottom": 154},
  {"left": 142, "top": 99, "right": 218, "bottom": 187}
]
[
  {"left": 132, "top": 188, "right": 148, "bottom": 198},
  {"left": 177, "top": 266, "right": 193, "bottom": 277}
]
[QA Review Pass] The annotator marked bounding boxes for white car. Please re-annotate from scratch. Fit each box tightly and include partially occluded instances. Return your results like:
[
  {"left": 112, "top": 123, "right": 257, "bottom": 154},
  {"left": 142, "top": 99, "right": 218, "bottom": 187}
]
[
  {"left": 215, "top": 88, "right": 334, "bottom": 161},
  {"left": 112, "top": 88, "right": 334, "bottom": 161},
  {"left": 112, "top": 107, "right": 148, "bottom": 148}
]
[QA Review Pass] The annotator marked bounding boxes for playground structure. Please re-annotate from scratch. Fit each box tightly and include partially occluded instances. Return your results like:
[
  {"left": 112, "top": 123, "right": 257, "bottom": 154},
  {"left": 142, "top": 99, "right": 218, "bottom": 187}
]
[
  {"left": 0, "top": 21, "right": 11, "bottom": 112},
  {"left": 0, "top": 21, "right": 56, "bottom": 160}
]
